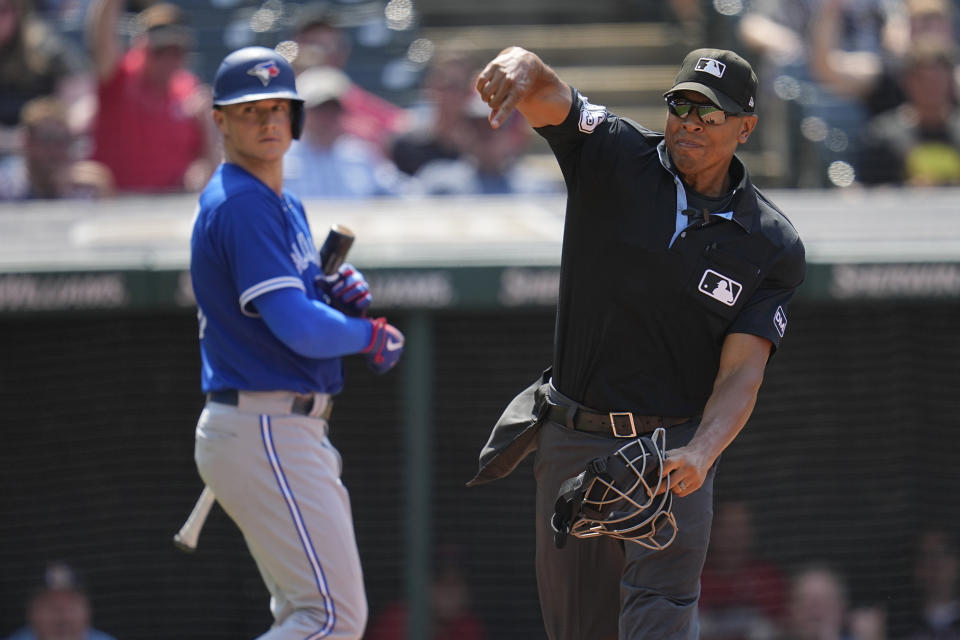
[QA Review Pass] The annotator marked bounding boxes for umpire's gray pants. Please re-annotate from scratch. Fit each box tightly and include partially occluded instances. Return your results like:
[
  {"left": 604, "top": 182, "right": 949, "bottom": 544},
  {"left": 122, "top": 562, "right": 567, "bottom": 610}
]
[{"left": 534, "top": 419, "right": 716, "bottom": 640}]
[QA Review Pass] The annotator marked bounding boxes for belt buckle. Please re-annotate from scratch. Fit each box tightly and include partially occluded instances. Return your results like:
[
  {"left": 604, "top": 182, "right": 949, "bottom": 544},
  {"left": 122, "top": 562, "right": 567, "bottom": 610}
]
[{"left": 608, "top": 412, "right": 637, "bottom": 438}]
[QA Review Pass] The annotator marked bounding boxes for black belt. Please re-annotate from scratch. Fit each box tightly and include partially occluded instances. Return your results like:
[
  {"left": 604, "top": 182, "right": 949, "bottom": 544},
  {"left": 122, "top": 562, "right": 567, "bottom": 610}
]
[
  {"left": 545, "top": 403, "right": 690, "bottom": 438},
  {"left": 207, "top": 389, "right": 332, "bottom": 419}
]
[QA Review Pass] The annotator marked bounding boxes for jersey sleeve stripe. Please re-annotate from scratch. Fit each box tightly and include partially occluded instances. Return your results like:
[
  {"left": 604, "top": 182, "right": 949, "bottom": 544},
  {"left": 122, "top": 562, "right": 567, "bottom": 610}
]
[{"left": 239, "top": 277, "right": 307, "bottom": 317}]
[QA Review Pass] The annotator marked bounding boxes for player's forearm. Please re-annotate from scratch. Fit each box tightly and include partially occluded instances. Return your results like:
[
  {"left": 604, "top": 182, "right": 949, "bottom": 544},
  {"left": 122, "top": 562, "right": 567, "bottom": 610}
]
[{"left": 255, "top": 288, "right": 371, "bottom": 359}]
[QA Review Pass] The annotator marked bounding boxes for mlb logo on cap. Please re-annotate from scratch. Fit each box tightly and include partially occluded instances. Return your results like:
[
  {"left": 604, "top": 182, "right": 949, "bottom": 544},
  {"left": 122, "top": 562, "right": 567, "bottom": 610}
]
[
  {"left": 665, "top": 48, "right": 758, "bottom": 114},
  {"left": 695, "top": 58, "right": 726, "bottom": 78}
]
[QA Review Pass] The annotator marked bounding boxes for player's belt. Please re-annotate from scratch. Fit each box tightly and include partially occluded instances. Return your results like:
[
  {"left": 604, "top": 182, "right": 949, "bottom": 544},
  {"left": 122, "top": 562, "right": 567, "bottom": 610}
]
[
  {"left": 208, "top": 389, "right": 333, "bottom": 419},
  {"left": 544, "top": 403, "right": 690, "bottom": 439}
]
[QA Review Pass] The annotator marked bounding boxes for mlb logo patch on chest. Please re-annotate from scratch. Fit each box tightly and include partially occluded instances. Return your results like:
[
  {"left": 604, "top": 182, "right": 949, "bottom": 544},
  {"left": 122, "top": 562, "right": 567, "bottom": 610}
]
[{"left": 698, "top": 269, "right": 742, "bottom": 306}]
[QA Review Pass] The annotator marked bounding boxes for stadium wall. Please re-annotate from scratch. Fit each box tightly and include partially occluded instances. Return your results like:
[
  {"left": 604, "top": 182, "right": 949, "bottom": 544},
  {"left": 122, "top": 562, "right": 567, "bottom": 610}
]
[{"left": 1, "top": 192, "right": 958, "bottom": 638}]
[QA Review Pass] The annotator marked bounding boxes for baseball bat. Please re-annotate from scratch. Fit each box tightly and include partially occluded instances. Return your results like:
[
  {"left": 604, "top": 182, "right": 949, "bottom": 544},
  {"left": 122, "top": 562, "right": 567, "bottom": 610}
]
[
  {"left": 173, "top": 486, "right": 215, "bottom": 552},
  {"left": 173, "top": 224, "right": 356, "bottom": 552},
  {"left": 318, "top": 224, "right": 355, "bottom": 277}
]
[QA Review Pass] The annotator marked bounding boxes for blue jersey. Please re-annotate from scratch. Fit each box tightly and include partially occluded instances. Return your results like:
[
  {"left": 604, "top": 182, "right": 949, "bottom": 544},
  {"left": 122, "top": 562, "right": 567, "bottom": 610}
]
[{"left": 190, "top": 163, "right": 345, "bottom": 394}]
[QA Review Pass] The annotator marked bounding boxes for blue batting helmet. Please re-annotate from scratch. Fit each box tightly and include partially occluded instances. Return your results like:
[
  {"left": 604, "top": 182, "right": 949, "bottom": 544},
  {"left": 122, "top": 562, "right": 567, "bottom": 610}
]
[{"left": 212, "top": 46, "right": 305, "bottom": 139}]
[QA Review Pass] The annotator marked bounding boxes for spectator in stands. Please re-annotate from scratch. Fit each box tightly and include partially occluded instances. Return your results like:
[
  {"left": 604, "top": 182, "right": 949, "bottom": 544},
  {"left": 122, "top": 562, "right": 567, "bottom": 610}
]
[
  {"left": 289, "top": 2, "right": 351, "bottom": 73},
  {"left": 365, "top": 544, "right": 486, "bottom": 640},
  {"left": 777, "top": 564, "right": 886, "bottom": 640},
  {"left": 4, "top": 561, "right": 118, "bottom": 640},
  {"left": 284, "top": 66, "right": 405, "bottom": 198},
  {"left": 857, "top": 40, "right": 960, "bottom": 185},
  {"left": 900, "top": 529, "right": 960, "bottom": 639},
  {"left": 64, "top": 159, "right": 116, "bottom": 199},
  {"left": 0, "top": 0, "right": 92, "bottom": 155},
  {"left": 737, "top": 1, "right": 812, "bottom": 72},
  {"left": 390, "top": 51, "right": 477, "bottom": 177},
  {"left": 85, "top": 0, "right": 217, "bottom": 193},
  {"left": 0, "top": 96, "right": 114, "bottom": 200},
  {"left": 409, "top": 94, "right": 554, "bottom": 195},
  {"left": 736, "top": 0, "right": 818, "bottom": 185},
  {"left": 667, "top": 0, "right": 704, "bottom": 33},
  {"left": 737, "top": 0, "right": 904, "bottom": 186},
  {"left": 699, "top": 501, "right": 786, "bottom": 640},
  {"left": 31, "top": 0, "right": 88, "bottom": 34},
  {"left": 289, "top": 2, "right": 406, "bottom": 155},
  {"left": 809, "top": 0, "right": 955, "bottom": 119}
]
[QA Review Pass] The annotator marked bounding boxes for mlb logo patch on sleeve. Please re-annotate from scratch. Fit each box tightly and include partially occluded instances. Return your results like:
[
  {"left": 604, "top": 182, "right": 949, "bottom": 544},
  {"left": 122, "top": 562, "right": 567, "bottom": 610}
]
[
  {"left": 698, "top": 269, "right": 742, "bottom": 306},
  {"left": 773, "top": 306, "right": 788, "bottom": 337},
  {"left": 578, "top": 97, "right": 607, "bottom": 134}
]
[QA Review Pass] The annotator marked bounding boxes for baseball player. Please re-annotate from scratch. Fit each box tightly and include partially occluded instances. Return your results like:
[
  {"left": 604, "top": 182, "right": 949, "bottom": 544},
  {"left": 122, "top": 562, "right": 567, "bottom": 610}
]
[
  {"left": 470, "top": 47, "right": 806, "bottom": 639},
  {"left": 189, "top": 46, "right": 404, "bottom": 640}
]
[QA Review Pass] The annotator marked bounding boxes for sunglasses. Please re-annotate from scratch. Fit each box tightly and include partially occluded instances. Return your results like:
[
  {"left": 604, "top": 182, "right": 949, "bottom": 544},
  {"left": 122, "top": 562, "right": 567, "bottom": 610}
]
[{"left": 665, "top": 96, "right": 737, "bottom": 125}]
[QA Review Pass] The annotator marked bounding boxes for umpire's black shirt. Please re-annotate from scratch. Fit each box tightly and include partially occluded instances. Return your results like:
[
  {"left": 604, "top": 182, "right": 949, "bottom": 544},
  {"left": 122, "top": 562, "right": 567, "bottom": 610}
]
[{"left": 537, "top": 89, "right": 806, "bottom": 417}]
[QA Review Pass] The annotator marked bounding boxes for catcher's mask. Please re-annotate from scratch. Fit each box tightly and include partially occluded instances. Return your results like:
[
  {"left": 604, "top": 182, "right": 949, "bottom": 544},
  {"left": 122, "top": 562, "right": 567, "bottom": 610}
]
[{"left": 551, "top": 427, "right": 678, "bottom": 551}]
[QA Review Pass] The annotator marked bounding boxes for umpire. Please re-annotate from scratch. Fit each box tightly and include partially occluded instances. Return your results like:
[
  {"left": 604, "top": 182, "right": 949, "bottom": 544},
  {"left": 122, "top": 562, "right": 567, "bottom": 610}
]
[{"left": 470, "top": 47, "right": 806, "bottom": 639}]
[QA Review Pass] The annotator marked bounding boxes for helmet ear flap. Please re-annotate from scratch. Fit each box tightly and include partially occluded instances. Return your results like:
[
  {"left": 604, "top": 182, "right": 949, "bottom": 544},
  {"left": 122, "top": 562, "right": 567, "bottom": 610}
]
[{"left": 291, "top": 101, "right": 304, "bottom": 139}]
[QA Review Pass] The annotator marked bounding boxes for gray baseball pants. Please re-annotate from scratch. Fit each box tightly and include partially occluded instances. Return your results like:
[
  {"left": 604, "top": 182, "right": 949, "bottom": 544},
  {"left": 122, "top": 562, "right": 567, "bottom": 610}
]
[{"left": 195, "top": 391, "right": 367, "bottom": 639}]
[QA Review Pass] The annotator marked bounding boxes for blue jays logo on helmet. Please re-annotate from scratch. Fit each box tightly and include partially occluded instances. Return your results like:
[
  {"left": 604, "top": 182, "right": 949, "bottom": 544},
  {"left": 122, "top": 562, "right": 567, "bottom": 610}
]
[{"left": 247, "top": 61, "right": 280, "bottom": 87}]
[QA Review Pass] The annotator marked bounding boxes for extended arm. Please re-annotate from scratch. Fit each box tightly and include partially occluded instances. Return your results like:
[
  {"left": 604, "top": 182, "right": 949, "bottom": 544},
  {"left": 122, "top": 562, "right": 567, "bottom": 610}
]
[
  {"left": 659, "top": 332, "right": 772, "bottom": 496},
  {"left": 809, "top": 0, "right": 883, "bottom": 100},
  {"left": 254, "top": 287, "right": 372, "bottom": 359},
  {"left": 183, "top": 84, "right": 219, "bottom": 191},
  {"left": 85, "top": 0, "right": 123, "bottom": 81},
  {"left": 475, "top": 47, "right": 573, "bottom": 129},
  {"left": 256, "top": 287, "right": 404, "bottom": 374},
  {"left": 737, "top": 13, "right": 804, "bottom": 63}
]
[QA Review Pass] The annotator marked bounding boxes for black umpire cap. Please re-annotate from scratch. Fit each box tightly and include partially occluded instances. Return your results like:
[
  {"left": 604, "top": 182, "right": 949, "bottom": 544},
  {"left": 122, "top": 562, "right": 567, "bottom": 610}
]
[{"left": 665, "top": 48, "right": 758, "bottom": 114}]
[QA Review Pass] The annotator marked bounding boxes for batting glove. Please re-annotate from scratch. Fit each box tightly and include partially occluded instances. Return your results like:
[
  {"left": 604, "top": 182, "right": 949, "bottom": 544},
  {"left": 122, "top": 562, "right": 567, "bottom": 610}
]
[
  {"left": 315, "top": 263, "right": 372, "bottom": 317},
  {"left": 363, "top": 317, "right": 404, "bottom": 374}
]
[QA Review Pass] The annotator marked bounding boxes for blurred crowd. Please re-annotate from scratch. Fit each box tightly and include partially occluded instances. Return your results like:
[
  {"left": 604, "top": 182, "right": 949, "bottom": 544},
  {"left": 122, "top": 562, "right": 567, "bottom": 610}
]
[
  {"left": 3, "top": 562, "right": 117, "bottom": 640},
  {"left": 7, "top": 507, "right": 958, "bottom": 640},
  {"left": 734, "top": 0, "right": 960, "bottom": 187},
  {"left": 2, "top": 0, "right": 958, "bottom": 203},
  {"left": 0, "top": 0, "right": 556, "bottom": 202},
  {"left": 698, "top": 502, "right": 960, "bottom": 640}
]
